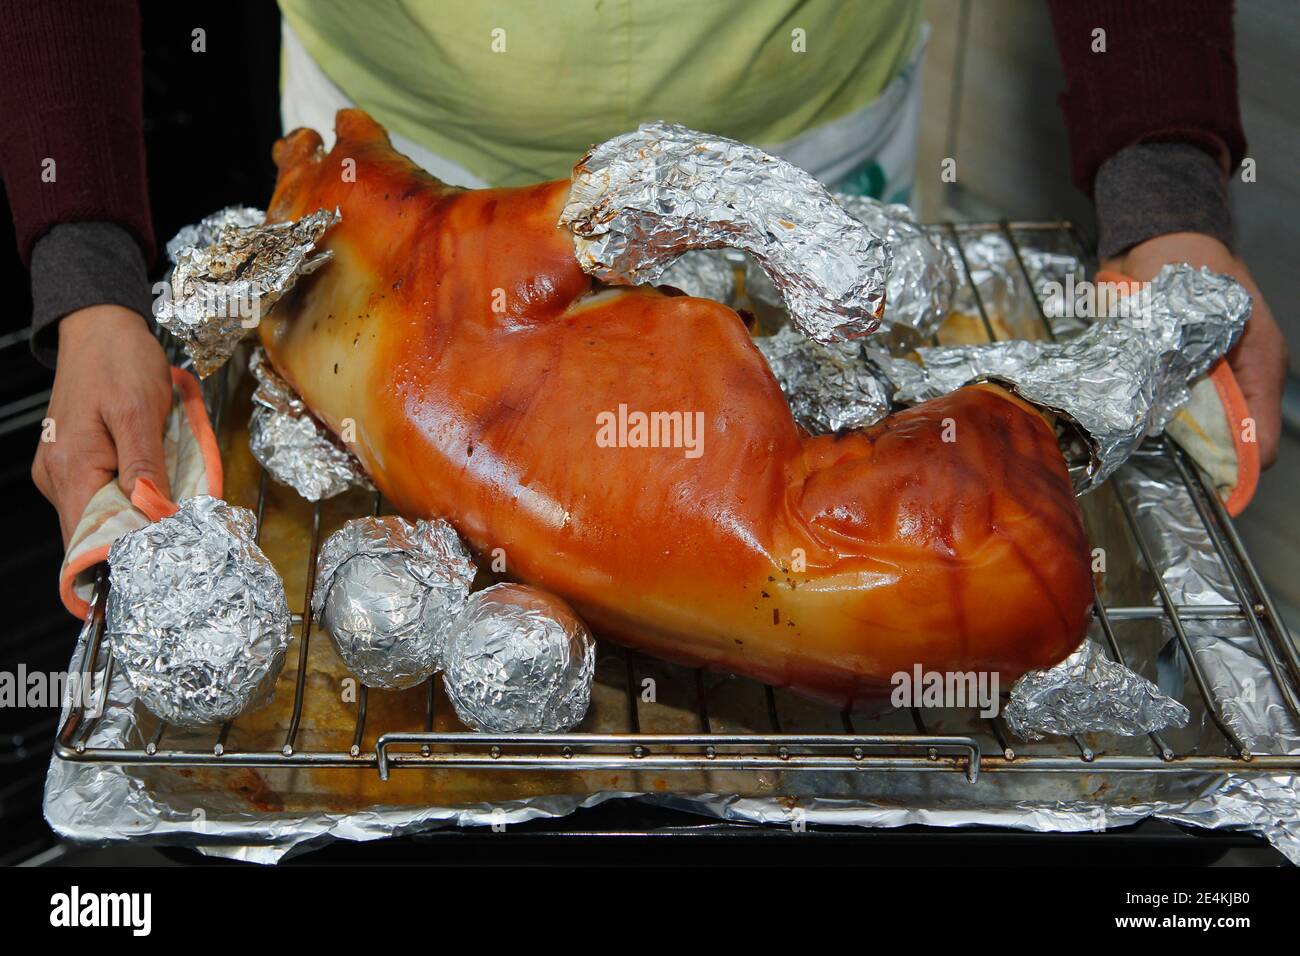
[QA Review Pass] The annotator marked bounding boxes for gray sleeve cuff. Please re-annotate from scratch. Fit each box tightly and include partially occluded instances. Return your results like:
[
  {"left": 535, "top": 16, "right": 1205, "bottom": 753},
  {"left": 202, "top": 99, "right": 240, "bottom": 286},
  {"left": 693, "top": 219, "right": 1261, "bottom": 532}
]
[
  {"left": 1094, "top": 142, "right": 1233, "bottom": 261},
  {"left": 29, "top": 221, "right": 155, "bottom": 368}
]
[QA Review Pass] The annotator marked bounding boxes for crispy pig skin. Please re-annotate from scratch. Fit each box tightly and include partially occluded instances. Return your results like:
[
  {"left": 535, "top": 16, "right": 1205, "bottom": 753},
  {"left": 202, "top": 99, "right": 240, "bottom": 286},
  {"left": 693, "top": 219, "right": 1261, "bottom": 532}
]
[{"left": 259, "top": 109, "right": 1093, "bottom": 709}]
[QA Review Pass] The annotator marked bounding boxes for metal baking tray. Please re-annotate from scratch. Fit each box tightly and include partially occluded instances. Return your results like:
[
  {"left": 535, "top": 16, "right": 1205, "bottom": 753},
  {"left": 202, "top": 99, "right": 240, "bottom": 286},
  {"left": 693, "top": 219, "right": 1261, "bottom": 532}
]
[{"left": 53, "top": 221, "right": 1300, "bottom": 789}]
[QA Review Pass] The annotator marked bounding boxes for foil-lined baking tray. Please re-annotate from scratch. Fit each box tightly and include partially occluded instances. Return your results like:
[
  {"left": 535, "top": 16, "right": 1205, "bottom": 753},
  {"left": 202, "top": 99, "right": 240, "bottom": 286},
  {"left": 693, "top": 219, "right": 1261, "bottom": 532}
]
[{"left": 46, "top": 224, "right": 1300, "bottom": 863}]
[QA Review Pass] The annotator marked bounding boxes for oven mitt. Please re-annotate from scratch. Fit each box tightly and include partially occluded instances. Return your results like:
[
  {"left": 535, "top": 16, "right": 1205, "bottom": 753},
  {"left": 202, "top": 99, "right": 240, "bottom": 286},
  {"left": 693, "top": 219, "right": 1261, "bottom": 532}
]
[
  {"left": 57, "top": 367, "right": 223, "bottom": 618},
  {"left": 1097, "top": 269, "right": 1259, "bottom": 515}
]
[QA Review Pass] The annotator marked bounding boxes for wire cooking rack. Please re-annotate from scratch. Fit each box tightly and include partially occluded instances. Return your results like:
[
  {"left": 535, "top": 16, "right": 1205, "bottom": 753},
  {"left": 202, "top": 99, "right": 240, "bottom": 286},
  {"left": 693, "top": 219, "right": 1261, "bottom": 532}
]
[{"left": 54, "top": 222, "right": 1300, "bottom": 783}]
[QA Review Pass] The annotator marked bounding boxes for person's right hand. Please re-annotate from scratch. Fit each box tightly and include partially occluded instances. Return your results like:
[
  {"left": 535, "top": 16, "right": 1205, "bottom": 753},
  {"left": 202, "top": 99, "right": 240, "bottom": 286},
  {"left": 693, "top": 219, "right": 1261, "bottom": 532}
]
[
  {"left": 1103, "top": 232, "right": 1290, "bottom": 469},
  {"left": 32, "top": 305, "right": 173, "bottom": 546}
]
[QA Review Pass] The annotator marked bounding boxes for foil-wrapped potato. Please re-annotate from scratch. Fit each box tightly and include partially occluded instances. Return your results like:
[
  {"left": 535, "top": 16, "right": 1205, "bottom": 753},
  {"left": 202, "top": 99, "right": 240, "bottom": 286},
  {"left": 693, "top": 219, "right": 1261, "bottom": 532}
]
[
  {"left": 312, "top": 516, "right": 476, "bottom": 689},
  {"left": 442, "top": 584, "right": 595, "bottom": 734},
  {"left": 106, "top": 496, "right": 291, "bottom": 727}
]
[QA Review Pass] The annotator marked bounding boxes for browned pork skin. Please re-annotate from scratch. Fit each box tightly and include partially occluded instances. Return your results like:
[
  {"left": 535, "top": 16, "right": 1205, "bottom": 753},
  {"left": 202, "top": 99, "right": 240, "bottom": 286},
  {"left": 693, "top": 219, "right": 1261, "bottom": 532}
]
[{"left": 259, "top": 110, "right": 1093, "bottom": 709}]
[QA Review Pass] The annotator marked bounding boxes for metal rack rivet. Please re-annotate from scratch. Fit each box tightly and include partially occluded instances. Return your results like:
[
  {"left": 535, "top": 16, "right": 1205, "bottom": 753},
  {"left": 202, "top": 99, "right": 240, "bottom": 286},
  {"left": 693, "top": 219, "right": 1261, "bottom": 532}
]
[
  {"left": 213, "top": 723, "right": 231, "bottom": 757},
  {"left": 350, "top": 685, "right": 368, "bottom": 758},
  {"left": 986, "top": 718, "right": 1015, "bottom": 761}
]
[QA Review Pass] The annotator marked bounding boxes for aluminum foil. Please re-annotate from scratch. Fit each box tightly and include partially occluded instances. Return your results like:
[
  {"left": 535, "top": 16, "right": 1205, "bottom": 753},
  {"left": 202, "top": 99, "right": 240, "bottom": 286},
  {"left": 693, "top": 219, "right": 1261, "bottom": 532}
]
[
  {"left": 155, "top": 206, "right": 340, "bottom": 377},
  {"left": 312, "top": 516, "right": 477, "bottom": 690},
  {"left": 104, "top": 496, "right": 291, "bottom": 728},
  {"left": 753, "top": 230, "right": 1087, "bottom": 434},
  {"left": 40, "top": 231, "right": 1297, "bottom": 864},
  {"left": 1119, "top": 456, "right": 1300, "bottom": 754},
  {"left": 248, "top": 347, "right": 371, "bottom": 501},
  {"left": 559, "top": 123, "right": 890, "bottom": 343},
  {"left": 755, "top": 324, "right": 891, "bottom": 432},
  {"left": 876, "top": 264, "right": 1250, "bottom": 492},
  {"left": 748, "top": 194, "right": 955, "bottom": 338},
  {"left": 1003, "top": 637, "right": 1190, "bottom": 740},
  {"left": 164, "top": 205, "right": 265, "bottom": 262},
  {"left": 657, "top": 250, "right": 737, "bottom": 304},
  {"left": 442, "top": 584, "right": 595, "bottom": 734}
]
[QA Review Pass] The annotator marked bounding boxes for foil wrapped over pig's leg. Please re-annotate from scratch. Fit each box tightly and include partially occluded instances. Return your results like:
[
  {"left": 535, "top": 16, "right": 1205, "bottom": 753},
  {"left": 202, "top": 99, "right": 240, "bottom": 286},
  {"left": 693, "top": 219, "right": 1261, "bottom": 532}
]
[
  {"left": 765, "top": 264, "right": 1251, "bottom": 489},
  {"left": 875, "top": 265, "right": 1251, "bottom": 491},
  {"left": 747, "top": 194, "right": 956, "bottom": 339},
  {"left": 560, "top": 123, "right": 891, "bottom": 343}
]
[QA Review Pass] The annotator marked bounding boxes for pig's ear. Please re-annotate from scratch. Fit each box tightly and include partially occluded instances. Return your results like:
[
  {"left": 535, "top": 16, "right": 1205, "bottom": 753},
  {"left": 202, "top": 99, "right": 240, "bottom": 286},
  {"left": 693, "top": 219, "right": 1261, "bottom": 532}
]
[
  {"left": 334, "top": 108, "right": 391, "bottom": 151},
  {"left": 269, "top": 127, "right": 326, "bottom": 221},
  {"left": 272, "top": 126, "right": 325, "bottom": 174}
]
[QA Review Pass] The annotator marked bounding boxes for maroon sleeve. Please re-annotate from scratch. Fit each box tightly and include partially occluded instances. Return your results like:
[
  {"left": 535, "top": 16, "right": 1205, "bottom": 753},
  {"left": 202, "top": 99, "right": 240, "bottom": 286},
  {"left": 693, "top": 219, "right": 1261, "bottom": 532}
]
[
  {"left": 1047, "top": 0, "right": 1246, "bottom": 196},
  {"left": 0, "top": 0, "right": 155, "bottom": 266}
]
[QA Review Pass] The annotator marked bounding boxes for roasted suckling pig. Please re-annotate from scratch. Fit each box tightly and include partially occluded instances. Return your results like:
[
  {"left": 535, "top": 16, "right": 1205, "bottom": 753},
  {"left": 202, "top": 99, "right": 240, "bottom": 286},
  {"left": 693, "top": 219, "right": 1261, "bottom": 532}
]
[{"left": 258, "top": 109, "right": 1092, "bottom": 709}]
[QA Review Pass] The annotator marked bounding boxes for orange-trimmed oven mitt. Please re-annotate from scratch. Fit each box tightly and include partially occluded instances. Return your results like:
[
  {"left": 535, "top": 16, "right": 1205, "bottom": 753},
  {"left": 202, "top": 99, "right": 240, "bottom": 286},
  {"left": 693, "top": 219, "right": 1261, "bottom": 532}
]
[
  {"left": 57, "top": 367, "right": 223, "bottom": 618},
  {"left": 1097, "top": 269, "right": 1259, "bottom": 515}
]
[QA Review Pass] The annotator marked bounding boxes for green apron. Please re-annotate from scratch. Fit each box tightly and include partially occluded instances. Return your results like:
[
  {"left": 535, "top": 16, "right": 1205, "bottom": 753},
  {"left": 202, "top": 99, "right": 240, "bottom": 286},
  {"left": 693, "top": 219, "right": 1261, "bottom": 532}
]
[{"left": 279, "top": 0, "right": 922, "bottom": 192}]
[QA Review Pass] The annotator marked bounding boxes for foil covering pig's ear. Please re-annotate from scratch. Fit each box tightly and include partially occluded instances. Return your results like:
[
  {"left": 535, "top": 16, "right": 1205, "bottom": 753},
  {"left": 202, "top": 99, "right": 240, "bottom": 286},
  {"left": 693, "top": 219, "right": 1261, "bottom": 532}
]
[
  {"left": 559, "top": 122, "right": 892, "bottom": 344},
  {"left": 155, "top": 206, "right": 341, "bottom": 377}
]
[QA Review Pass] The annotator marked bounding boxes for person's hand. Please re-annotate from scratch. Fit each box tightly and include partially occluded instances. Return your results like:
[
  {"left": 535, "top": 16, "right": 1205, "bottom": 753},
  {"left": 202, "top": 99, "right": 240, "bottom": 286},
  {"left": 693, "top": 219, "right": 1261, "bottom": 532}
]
[
  {"left": 32, "top": 305, "right": 173, "bottom": 546},
  {"left": 1102, "top": 232, "right": 1289, "bottom": 468}
]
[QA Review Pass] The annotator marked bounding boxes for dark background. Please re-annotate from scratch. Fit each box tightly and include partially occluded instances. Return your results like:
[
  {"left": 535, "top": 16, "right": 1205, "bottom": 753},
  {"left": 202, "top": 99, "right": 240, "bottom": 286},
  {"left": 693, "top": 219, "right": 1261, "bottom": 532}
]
[{"left": 0, "top": 2, "right": 280, "bottom": 866}]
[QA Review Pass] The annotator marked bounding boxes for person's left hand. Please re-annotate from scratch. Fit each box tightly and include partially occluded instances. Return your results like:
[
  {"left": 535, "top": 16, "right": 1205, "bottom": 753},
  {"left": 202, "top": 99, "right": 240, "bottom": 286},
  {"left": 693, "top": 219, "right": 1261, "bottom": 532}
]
[{"left": 1102, "top": 232, "right": 1289, "bottom": 468}]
